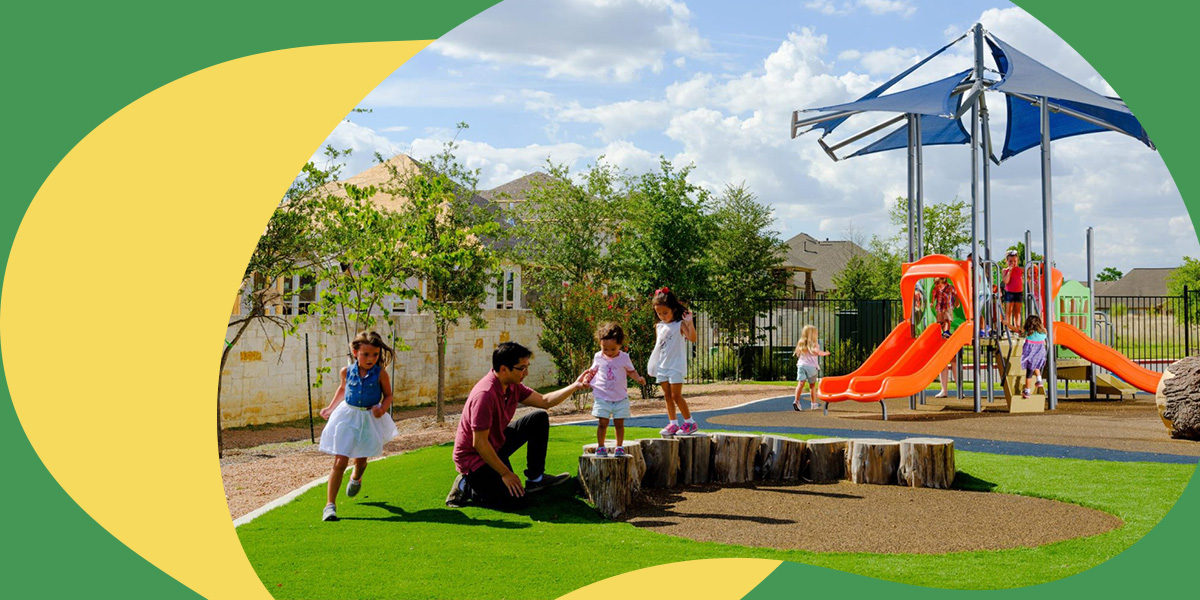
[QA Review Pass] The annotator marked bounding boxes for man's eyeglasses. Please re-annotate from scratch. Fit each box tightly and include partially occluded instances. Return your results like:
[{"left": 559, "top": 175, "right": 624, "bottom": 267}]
[{"left": 510, "top": 365, "right": 529, "bottom": 372}]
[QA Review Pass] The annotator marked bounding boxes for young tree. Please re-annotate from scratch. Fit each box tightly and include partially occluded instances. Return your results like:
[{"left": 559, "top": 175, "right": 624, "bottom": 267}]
[
  {"left": 889, "top": 196, "right": 971, "bottom": 257},
  {"left": 382, "top": 131, "right": 502, "bottom": 423},
  {"left": 1098, "top": 266, "right": 1124, "bottom": 282},
  {"left": 831, "top": 236, "right": 901, "bottom": 300},
  {"left": 1166, "top": 257, "right": 1200, "bottom": 324},
  {"left": 704, "top": 183, "right": 789, "bottom": 344}
]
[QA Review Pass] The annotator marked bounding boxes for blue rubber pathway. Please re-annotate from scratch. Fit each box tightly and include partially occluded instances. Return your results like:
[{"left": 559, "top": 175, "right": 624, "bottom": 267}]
[{"left": 566, "top": 394, "right": 1199, "bottom": 465}]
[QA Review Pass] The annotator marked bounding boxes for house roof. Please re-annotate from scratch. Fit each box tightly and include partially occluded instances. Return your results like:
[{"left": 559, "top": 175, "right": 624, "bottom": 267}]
[
  {"left": 782, "top": 233, "right": 868, "bottom": 292},
  {"left": 327, "top": 154, "right": 489, "bottom": 211},
  {"left": 479, "top": 172, "right": 555, "bottom": 204},
  {"left": 1093, "top": 268, "right": 1175, "bottom": 297}
]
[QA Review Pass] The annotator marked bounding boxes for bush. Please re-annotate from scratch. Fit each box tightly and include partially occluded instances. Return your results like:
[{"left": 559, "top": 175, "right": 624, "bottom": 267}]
[
  {"left": 695, "top": 346, "right": 739, "bottom": 381},
  {"left": 1111, "top": 303, "right": 1128, "bottom": 318},
  {"left": 823, "top": 338, "right": 866, "bottom": 377}
]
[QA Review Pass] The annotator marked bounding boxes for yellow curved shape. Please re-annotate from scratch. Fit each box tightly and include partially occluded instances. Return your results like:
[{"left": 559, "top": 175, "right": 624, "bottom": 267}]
[
  {"left": 556, "top": 559, "right": 781, "bottom": 600},
  {"left": 0, "top": 42, "right": 429, "bottom": 599}
]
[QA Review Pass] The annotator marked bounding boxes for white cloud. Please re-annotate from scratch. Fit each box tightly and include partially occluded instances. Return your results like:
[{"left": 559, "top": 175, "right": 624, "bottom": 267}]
[
  {"left": 309, "top": 120, "right": 403, "bottom": 179},
  {"left": 380, "top": 125, "right": 409, "bottom": 133},
  {"left": 806, "top": 0, "right": 916, "bottom": 19},
  {"left": 557, "top": 99, "right": 672, "bottom": 141},
  {"left": 432, "top": 0, "right": 708, "bottom": 82}
]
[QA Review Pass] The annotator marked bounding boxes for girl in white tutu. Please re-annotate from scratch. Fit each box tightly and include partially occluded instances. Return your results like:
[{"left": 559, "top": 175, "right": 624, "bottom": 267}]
[{"left": 317, "top": 331, "right": 398, "bottom": 521}]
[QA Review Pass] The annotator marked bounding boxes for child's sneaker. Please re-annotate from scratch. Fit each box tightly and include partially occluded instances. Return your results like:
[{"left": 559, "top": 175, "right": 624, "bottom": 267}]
[
  {"left": 346, "top": 478, "right": 361, "bottom": 498},
  {"left": 322, "top": 503, "right": 338, "bottom": 522},
  {"left": 613, "top": 446, "right": 627, "bottom": 457},
  {"left": 678, "top": 422, "right": 700, "bottom": 435},
  {"left": 1021, "top": 389, "right": 1030, "bottom": 399},
  {"left": 660, "top": 423, "right": 681, "bottom": 436},
  {"left": 1035, "top": 377, "right": 1045, "bottom": 388},
  {"left": 595, "top": 446, "right": 609, "bottom": 457},
  {"left": 942, "top": 330, "right": 952, "bottom": 339}
]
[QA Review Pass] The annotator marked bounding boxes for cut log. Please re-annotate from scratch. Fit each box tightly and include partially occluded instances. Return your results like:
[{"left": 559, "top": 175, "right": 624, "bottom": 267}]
[
  {"left": 578, "top": 455, "right": 633, "bottom": 519},
  {"left": 676, "top": 434, "right": 713, "bottom": 485},
  {"left": 758, "top": 435, "right": 805, "bottom": 481},
  {"left": 847, "top": 438, "right": 901, "bottom": 485},
  {"left": 711, "top": 433, "right": 760, "bottom": 484},
  {"left": 805, "top": 438, "right": 848, "bottom": 483},
  {"left": 638, "top": 438, "right": 680, "bottom": 488},
  {"left": 898, "top": 437, "right": 956, "bottom": 489},
  {"left": 583, "top": 442, "right": 646, "bottom": 493},
  {"left": 1157, "top": 357, "right": 1200, "bottom": 440}
]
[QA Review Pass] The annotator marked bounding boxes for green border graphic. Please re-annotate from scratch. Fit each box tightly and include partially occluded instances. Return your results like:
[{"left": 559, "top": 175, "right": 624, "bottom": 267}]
[{"left": 1, "top": 1, "right": 1196, "bottom": 598}]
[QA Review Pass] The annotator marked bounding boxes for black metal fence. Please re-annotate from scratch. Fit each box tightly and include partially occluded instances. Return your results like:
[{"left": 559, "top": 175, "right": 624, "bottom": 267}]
[{"left": 686, "top": 290, "right": 1200, "bottom": 384}]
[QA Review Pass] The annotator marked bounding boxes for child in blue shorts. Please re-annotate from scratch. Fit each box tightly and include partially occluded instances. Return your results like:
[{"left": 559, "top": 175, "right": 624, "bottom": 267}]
[{"left": 589, "top": 323, "right": 646, "bottom": 456}]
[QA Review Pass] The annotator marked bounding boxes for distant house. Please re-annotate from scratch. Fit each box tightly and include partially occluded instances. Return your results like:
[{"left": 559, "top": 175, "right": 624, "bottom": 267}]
[
  {"left": 1093, "top": 267, "right": 1176, "bottom": 314},
  {"left": 780, "top": 233, "right": 869, "bottom": 297}
]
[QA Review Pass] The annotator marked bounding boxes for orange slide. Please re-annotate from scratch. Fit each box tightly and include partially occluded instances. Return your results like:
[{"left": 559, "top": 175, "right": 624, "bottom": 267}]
[
  {"left": 1053, "top": 321, "right": 1162, "bottom": 393},
  {"left": 818, "top": 320, "right": 971, "bottom": 403}
]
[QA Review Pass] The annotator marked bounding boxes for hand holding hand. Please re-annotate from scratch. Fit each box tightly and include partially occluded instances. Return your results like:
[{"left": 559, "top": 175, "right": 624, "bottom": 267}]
[
  {"left": 577, "top": 368, "right": 597, "bottom": 388},
  {"left": 502, "top": 471, "right": 525, "bottom": 497}
]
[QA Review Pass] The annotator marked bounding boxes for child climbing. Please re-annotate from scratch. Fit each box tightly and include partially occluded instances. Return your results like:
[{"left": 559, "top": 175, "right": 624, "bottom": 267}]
[
  {"left": 1021, "top": 315, "right": 1048, "bottom": 398},
  {"left": 317, "top": 331, "right": 398, "bottom": 522},
  {"left": 793, "top": 324, "right": 830, "bottom": 411},
  {"left": 647, "top": 287, "right": 699, "bottom": 436}
]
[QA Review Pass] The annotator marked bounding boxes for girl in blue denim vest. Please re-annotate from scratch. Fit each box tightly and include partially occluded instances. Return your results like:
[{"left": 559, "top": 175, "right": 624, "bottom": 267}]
[{"left": 318, "top": 331, "right": 397, "bottom": 521}]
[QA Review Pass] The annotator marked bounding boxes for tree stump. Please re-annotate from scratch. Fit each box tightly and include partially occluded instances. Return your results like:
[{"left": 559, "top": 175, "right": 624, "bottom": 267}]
[
  {"left": 578, "top": 455, "right": 633, "bottom": 519},
  {"left": 758, "top": 435, "right": 805, "bottom": 481},
  {"left": 806, "top": 438, "right": 848, "bottom": 483},
  {"left": 583, "top": 442, "right": 646, "bottom": 493},
  {"left": 899, "top": 437, "right": 956, "bottom": 489},
  {"left": 847, "top": 438, "right": 901, "bottom": 485},
  {"left": 1157, "top": 357, "right": 1200, "bottom": 440},
  {"left": 677, "top": 434, "right": 713, "bottom": 485},
  {"left": 711, "top": 433, "right": 760, "bottom": 484},
  {"left": 638, "top": 438, "right": 680, "bottom": 488}
]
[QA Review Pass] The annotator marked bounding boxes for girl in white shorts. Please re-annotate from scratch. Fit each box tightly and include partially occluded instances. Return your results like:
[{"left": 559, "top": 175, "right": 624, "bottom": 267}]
[{"left": 646, "top": 287, "right": 699, "bottom": 435}]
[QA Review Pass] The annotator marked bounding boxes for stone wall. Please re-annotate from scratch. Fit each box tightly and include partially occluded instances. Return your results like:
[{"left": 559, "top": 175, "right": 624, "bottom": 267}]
[{"left": 219, "top": 310, "right": 555, "bottom": 427}]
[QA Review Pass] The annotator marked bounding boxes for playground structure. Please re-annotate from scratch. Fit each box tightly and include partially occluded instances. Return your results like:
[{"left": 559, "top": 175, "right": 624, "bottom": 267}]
[{"left": 792, "top": 23, "right": 1159, "bottom": 417}]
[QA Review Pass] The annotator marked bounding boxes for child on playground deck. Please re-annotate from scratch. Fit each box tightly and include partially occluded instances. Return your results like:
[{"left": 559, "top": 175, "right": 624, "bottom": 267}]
[
  {"left": 647, "top": 287, "right": 700, "bottom": 436},
  {"left": 317, "top": 331, "right": 398, "bottom": 522},
  {"left": 1002, "top": 250, "right": 1025, "bottom": 333},
  {"left": 933, "top": 277, "right": 958, "bottom": 338},
  {"left": 1021, "top": 315, "right": 1048, "bottom": 398},
  {"left": 588, "top": 323, "right": 646, "bottom": 456},
  {"left": 793, "top": 324, "right": 830, "bottom": 411}
]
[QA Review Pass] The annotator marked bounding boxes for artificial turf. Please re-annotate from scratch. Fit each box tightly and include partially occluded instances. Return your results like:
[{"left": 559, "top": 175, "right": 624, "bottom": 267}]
[{"left": 235, "top": 426, "right": 1194, "bottom": 598}]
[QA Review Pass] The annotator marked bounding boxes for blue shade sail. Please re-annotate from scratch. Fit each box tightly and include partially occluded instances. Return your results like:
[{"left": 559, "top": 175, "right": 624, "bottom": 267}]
[
  {"left": 987, "top": 34, "right": 1129, "bottom": 114},
  {"left": 808, "top": 69, "right": 972, "bottom": 122},
  {"left": 847, "top": 103, "right": 971, "bottom": 158},
  {"left": 813, "top": 36, "right": 965, "bottom": 137},
  {"left": 1000, "top": 94, "right": 1153, "bottom": 161}
]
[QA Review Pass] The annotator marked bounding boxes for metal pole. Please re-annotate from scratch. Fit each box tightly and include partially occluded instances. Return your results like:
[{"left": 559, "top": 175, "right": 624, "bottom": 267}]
[
  {"left": 305, "top": 333, "right": 314, "bottom": 444},
  {"left": 970, "top": 23, "right": 983, "bottom": 413},
  {"left": 982, "top": 95, "right": 995, "bottom": 404},
  {"left": 1186, "top": 286, "right": 1192, "bottom": 357},
  {"left": 907, "top": 114, "right": 916, "bottom": 263},
  {"left": 1087, "top": 227, "right": 1097, "bottom": 400},
  {"left": 915, "top": 115, "right": 925, "bottom": 258},
  {"left": 1041, "top": 96, "right": 1058, "bottom": 410}
]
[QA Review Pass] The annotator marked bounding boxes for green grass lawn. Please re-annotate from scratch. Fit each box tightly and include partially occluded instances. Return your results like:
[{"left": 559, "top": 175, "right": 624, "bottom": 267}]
[{"left": 236, "top": 426, "right": 1194, "bottom": 598}]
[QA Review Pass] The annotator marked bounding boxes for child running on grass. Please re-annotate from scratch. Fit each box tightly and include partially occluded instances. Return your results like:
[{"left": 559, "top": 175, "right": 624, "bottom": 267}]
[
  {"left": 318, "top": 331, "right": 397, "bottom": 522},
  {"left": 647, "top": 287, "right": 699, "bottom": 436},
  {"left": 1021, "top": 315, "right": 1048, "bottom": 398},
  {"left": 588, "top": 323, "right": 646, "bottom": 456},
  {"left": 793, "top": 324, "right": 830, "bottom": 411}
]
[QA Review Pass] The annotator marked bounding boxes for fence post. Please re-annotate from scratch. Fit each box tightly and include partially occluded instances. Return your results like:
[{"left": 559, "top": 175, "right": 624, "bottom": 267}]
[{"left": 1186, "top": 286, "right": 1191, "bottom": 357}]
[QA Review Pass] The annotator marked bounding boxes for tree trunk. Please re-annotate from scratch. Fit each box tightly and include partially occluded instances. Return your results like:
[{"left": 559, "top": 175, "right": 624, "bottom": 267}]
[
  {"left": 217, "top": 311, "right": 258, "bottom": 458},
  {"left": 847, "top": 438, "right": 901, "bottom": 485},
  {"left": 711, "top": 433, "right": 759, "bottom": 484},
  {"left": 638, "top": 438, "right": 680, "bottom": 488},
  {"left": 578, "top": 454, "right": 633, "bottom": 519},
  {"left": 806, "top": 438, "right": 848, "bottom": 483},
  {"left": 758, "top": 435, "right": 805, "bottom": 481},
  {"left": 899, "top": 437, "right": 956, "bottom": 489},
  {"left": 583, "top": 442, "right": 646, "bottom": 494},
  {"left": 677, "top": 433, "right": 713, "bottom": 485},
  {"left": 436, "top": 319, "right": 447, "bottom": 424}
]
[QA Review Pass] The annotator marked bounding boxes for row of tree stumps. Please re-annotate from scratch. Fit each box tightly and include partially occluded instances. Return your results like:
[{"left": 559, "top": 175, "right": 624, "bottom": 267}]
[{"left": 577, "top": 433, "right": 956, "bottom": 519}]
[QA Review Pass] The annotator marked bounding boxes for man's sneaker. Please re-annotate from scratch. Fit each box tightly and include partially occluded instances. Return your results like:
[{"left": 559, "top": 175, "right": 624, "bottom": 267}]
[
  {"left": 613, "top": 446, "right": 627, "bottom": 457},
  {"left": 595, "top": 446, "right": 609, "bottom": 457},
  {"left": 526, "top": 472, "right": 571, "bottom": 493},
  {"left": 346, "top": 478, "right": 361, "bottom": 498},
  {"left": 322, "top": 503, "right": 338, "bottom": 522},
  {"left": 660, "top": 423, "right": 681, "bottom": 436},
  {"left": 678, "top": 422, "right": 700, "bottom": 435},
  {"left": 445, "top": 473, "right": 468, "bottom": 508}
]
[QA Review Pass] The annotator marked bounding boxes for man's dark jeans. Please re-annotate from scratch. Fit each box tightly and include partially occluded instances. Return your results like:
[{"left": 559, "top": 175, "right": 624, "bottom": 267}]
[{"left": 462, "top": 409, "right": 549, "bottom": 509}]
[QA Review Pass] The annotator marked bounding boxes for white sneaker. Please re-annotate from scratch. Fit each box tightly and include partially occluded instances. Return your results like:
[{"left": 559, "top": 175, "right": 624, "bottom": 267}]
[
  {"left": 322, "top": 503, "right": 338, "bottom": 522},
  {"left": 346, "top": 478, "right": 361, "bottom": 498}
]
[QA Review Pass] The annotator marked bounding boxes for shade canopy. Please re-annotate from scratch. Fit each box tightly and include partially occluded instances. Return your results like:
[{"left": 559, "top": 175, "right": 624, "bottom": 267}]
[
  {"left": 808, "top": 69, "right": 972, "bottom": 121},
  {"left": 1000, "top": 94, "right": 1153, "bottom": 160},
  {"left": 848, "top": 96, "right": 971, "bottom": 158}
]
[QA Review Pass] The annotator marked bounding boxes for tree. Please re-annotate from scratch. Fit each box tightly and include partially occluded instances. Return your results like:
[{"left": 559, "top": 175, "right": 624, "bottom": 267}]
[
  {"left": 1098, "top": 267, "right": 1124, "bottom": 282},
  {"left": 830, "top": 236, "right": 901, "bottom": 300},
  {"left": 1166, "top": 257, "right": 1200, "bottom": 324},
  {"left": 381, "top": 128, "right": 502, "bottom": 423},
  {"left": 704, "top": 183, "right": 790, "bottom": 344},
  {"left": 889, "top": 196, "right": 971, "bottom": 257}
]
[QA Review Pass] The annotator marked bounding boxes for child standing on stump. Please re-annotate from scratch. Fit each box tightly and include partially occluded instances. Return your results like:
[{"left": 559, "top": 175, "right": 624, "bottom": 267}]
[
  {"left": 647, "top": 287, "right": 699, "bottom": 436},
  {"left": 1021, "top": 315, "right": 1048, "bottom": 398},
  {"left": 318, "top": 331, "right": 398, "bottom": 522},
  {"left": 588, "top": 323, "right": 646, "bottom": 456},
  {"left": 793, "top": 325, "right": 830, "bottom": 411}
]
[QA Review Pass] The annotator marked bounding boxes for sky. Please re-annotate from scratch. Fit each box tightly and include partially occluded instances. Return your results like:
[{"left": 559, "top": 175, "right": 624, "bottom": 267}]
[{"left": 312, "top": 0, "right": 1194, "bottom": 280}]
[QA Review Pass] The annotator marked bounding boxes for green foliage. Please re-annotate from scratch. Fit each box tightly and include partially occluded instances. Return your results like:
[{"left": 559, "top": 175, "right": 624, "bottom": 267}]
[
  {"left": 1166, "top": 256, "right": 1200, "bottom": 324},
  {"left": 704, "top": 183, "right": 790, "bottom": 344},
  {"left": 1111, "top": 303, "right": 1128, "bottom": 318},
  {"left": 1097, "top": 266, "right": 1123, "bottom": 282},
  {"left": 1005, "top": 241, "right": 1043, "bottom": 267},
  {"left": 889, "top": 196, "right": 971, "bottom": 257},
  {"left": 831, "top": 237, "right": 901, "bottom": 300},
  {"left": 822, "top": 338, "right": 865, "bottom": 377},
  {"left": 696, "top": 346, "right": 740, "bottom": 381}
]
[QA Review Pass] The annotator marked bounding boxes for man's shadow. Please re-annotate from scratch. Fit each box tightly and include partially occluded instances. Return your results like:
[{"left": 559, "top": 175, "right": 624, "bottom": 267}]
[
  {"left": 350, "top": 482, "right": 604, "bottom": 526},
  {"left": 343, "top": 502, "right": 529, "bottom": 529}
]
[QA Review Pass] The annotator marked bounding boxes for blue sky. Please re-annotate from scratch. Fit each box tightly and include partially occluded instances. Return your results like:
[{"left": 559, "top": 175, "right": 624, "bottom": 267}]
[{"left": 314, "top": 0, "right": 1193, "bottom": 279}]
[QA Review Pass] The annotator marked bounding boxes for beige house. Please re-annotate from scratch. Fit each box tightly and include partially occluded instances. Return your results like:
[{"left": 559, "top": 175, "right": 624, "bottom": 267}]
[{"left": 780, "top": 233, "right": 868, "bottom": 297}]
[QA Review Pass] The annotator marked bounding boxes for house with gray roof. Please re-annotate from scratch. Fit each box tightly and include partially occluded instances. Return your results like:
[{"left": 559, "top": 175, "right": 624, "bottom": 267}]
[
  {"left": 781, "top": 233, "right": 868, "bottom": 297},
  {"left": 1094, "top": 267, "right": 1177, "bottom": 314}
]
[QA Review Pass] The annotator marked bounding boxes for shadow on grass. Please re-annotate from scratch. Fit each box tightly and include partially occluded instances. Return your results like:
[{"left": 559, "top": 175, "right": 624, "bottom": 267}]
[
  {"left": 347, "top": 502, "right": 531, "bottom": 529},
  {"left": 953, "top": 470, "right": 998, "bottom": 492}
]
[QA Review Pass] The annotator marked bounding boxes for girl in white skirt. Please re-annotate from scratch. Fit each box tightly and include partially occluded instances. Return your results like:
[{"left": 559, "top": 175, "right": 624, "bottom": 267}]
[{"left": 318, "top": 331, "right": 398, "bottom": 521}]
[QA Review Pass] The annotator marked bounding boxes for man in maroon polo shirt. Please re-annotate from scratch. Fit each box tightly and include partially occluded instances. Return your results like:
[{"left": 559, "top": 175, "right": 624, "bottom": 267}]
[{"left": 446, "top": 341, "right": 593, "bottom": 509}]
